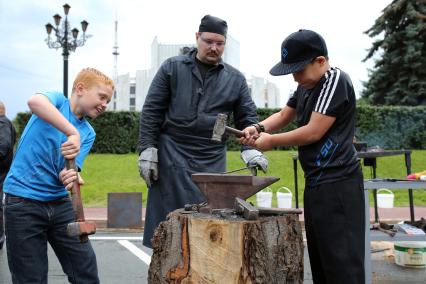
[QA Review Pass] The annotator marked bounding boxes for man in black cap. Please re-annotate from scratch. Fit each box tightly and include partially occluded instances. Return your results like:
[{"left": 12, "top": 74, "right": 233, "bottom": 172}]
[
  {"left": 240, "top": 29, "right": 365, "bottom": 284},
  {"left": 137, "top": 15, "right": 268, "bottom": 248}
]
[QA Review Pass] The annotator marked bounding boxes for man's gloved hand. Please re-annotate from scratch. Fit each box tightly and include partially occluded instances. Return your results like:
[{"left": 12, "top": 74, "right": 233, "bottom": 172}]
[
  {"left": 138, "top": 147, "right": 158, "bottom": 187},
  {"left": 241, "top": 149, "right": 268, "bottom": 173}
]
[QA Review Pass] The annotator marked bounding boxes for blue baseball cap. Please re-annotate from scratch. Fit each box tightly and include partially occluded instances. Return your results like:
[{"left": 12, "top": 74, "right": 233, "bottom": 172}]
[{"left": 270, "top": 29, "right": 328, "bottom": 76}]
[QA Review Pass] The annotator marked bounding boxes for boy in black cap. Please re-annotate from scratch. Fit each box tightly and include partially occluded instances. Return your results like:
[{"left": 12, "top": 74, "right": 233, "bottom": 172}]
[
  {"left": 138, "top": 15, "right": 268, "bottom": 248},
  {"left": 240, "top": 29, "right": 365, "bottom": 284}
]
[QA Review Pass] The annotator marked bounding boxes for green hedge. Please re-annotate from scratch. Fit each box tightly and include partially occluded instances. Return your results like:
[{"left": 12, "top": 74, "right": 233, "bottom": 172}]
[
  {"left": 88, "top": 112, "right": 140, "bottom": 153},
  {"left": 14, "top": 105, "right": 426, "bottom": 153}
]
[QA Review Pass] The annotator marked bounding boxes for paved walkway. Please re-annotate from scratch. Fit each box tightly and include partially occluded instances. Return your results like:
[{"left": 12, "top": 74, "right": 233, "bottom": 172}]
[{"left": 85, "top": 206, "right": 426, "bottom": 228}]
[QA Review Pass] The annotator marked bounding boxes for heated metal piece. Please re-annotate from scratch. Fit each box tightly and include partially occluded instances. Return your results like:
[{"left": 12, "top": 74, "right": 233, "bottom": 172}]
[{"left": 192, "top": 173, "right": 279, "bottom": 211}]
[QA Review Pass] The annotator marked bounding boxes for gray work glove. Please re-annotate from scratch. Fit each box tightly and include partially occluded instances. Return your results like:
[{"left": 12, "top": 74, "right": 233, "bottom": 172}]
[
  {"left": 241, "top": 149, "right": 268, "bottom": 173},
  {"left": 138, "top": 147, "right": 158, "bottom": 187}
]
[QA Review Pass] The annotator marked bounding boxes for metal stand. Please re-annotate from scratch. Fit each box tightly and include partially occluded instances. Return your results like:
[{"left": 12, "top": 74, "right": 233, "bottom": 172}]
[
  {"left": 363, "top": 179, "right": 426, "bottom": 284},
  {"left": 291, "top": 150, "right": 413, "bottom": 221}
]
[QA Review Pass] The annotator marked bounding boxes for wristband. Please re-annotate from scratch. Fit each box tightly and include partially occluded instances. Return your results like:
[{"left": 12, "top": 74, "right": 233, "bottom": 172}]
[
  {"left": 258, "top": 123, "right": 265, "bottom": 132},
  {"left": 252, "top": 123, "right": 265, "bottom": 133}
]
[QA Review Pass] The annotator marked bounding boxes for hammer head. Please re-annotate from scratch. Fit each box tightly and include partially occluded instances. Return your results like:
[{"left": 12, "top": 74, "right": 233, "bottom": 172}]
[
  {"left": 211, "top": 113, "right": 228, "bottom": 142},
  {"left": 67, "top": 221, "right": 96, "bottom": 240}
]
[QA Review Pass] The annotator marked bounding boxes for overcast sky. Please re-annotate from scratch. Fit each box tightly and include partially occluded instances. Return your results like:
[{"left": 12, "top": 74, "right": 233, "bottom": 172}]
[{"left": 0, "top": 0, "right": 392, "bottom": 120}]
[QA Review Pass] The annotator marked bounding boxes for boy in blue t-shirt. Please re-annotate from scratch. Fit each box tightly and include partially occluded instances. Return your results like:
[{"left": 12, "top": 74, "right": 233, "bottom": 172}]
[{"left": 3, "top": 67, "right": 114, "bottom": 284}]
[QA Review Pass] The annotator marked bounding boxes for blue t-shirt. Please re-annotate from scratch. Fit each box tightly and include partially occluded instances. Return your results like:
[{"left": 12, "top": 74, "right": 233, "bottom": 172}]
[{"left": 4, "top": 92, "right": 95, "bottom": 201}]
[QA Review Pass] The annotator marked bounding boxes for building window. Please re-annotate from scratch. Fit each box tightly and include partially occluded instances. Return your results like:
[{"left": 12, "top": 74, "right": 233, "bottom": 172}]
[
  {"left": 130, "top": 84, "right": 136, "bottom": 95},
  {"left": 130, "top": 97, "right": 135, "bottom": 106}
]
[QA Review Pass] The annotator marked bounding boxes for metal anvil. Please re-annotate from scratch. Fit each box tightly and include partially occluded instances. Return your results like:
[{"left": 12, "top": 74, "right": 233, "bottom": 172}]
[{"left": 191, "top": 173, "right": 279, "bottom": 211}]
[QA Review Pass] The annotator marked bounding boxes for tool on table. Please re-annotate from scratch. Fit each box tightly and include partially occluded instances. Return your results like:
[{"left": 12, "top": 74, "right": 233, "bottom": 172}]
[
  {"left": 371, "top": 248, "right": 390, "bottom": 254},
  {"left": 211, "top": 113, "right": 247, "bottom": 143},
  {"left": 66, "top": 159, "right": 96, "bottom": 243},
  {"left": 370, "top": 222, "right": 397, "bottom": 237}
]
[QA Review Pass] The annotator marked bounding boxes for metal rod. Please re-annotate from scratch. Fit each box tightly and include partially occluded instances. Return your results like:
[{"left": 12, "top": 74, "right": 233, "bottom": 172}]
[
  {"left": 404, "top": 152, "right": 415, "bottom": 223},
  {"left": 221, "top": 165, "right": 257, "bottom": 174},
  {"left": 293, "top": 156, "right": 299, "bottom": 209}
]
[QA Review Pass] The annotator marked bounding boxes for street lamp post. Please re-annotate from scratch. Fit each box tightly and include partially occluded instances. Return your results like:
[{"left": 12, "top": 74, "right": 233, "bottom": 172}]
[{"left": 45, "top": 3, "right": 90, "bottom": 98}]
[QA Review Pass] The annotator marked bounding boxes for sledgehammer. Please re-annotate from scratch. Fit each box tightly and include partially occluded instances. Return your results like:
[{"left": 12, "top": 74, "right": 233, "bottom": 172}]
[{"left": 66, "top": 159, "right": 96, "bottom": 243}]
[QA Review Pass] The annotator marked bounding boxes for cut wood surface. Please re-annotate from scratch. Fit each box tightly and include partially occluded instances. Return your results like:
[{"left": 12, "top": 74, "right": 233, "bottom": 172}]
[{"left": 148, "top": 210, "right": 304, "bottom": 284}]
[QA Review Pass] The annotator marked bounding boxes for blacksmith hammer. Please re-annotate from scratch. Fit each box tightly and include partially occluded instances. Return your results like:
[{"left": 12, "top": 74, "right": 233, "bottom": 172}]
[
  {"left": 66, "top": 159, "right": 96, "bottom": 243},
  {"left": 211, "top": 113, "right": 245, "bottom": 143},
  {"left": 234, "top": 197, "right": 303, "bottom": 220}
]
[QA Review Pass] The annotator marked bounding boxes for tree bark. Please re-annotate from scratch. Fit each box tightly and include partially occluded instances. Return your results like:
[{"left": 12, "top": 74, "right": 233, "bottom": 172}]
[{"left": 148, "top": 210, "right": 304, "bottom": 284}]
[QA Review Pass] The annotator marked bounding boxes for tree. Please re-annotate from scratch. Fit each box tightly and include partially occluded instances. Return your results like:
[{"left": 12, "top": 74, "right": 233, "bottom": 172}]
[{"left": 362, "top": 0, "right": 426, "bottom": 105}]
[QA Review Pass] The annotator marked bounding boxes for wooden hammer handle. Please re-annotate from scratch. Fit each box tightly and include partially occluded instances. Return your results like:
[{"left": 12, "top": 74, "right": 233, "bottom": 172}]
[
  {"left": 65, "top": 159, "right": 86, "bottom": 221},
  {"left": 225, "top": 126, "right": 244, "bottom": 138}
]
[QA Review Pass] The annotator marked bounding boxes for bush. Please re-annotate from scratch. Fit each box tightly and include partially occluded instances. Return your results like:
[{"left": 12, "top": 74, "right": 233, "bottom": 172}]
[
  {"left": 88, "top": 112, "right": 139, "bottom": 153},
  {"left": 14, "top": 106, "right": 426, "bottom": 153}
]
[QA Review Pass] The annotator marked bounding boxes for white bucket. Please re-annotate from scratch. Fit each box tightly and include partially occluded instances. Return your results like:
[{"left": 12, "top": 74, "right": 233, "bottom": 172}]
[
  {"left": 277, "top": 187, "right": 293, "bottom": 209},
  {"left": 256, "top": 187, "right": 272, "bottom": 208},
  {"left": 394, "top": 242, "right": 426, "bottom": 268},
  {"left": 377, "top": 188, "right": 394, "bottom": 208}
]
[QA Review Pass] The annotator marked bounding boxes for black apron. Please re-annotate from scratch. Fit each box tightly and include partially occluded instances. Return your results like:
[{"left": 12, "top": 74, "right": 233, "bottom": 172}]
[{"left": 142, "top": 133, "right": 225, "bottom": 247}]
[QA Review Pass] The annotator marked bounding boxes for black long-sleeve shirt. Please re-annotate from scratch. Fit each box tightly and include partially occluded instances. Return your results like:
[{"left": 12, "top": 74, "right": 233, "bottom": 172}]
[{"left": 138, "top": 48, "right": 258, "bottom": 153}]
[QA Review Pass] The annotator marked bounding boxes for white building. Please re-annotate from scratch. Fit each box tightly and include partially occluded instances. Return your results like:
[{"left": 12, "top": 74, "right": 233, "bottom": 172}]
[
  {"left": 248, "top": 75, "right": 281, "bottom": 108},
  {"left": 109, "top": 36, "right": 280, "bottom": 111}
]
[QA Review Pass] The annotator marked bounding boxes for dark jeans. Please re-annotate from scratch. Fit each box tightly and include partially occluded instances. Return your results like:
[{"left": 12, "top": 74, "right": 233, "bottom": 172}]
[
  {"left": 4, "top": 193, "right": 99, "bottom": 284},
  {"left": 304, "top": 171, "right": 365, "bottom": 284}
]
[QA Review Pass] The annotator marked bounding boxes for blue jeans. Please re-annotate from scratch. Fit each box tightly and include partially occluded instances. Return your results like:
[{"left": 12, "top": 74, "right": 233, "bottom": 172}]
[{"left": 4, "top": 193, "right": 99, "bottom": 284}]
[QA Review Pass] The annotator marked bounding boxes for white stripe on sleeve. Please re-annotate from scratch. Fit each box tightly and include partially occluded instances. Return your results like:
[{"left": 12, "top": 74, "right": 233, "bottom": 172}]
[
  {"left": 315, "top": 71, "right": 330, "bottom": 113},
  {"left": 322, "top": 69, "right": 341, "bottom": 113},
  {"left": 314, "top": 68, "right": 340, "bottom": 114}
]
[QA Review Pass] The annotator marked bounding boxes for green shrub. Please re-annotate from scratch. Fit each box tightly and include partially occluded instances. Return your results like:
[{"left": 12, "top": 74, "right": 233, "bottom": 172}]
[{"left": 14, "top": 106, "right": 426, "bottom": 153}]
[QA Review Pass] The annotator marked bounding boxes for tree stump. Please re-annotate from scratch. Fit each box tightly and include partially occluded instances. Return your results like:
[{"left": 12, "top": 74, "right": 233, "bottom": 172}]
[{"left": 148, "top": 210, "right": 304, "bottom": 284}]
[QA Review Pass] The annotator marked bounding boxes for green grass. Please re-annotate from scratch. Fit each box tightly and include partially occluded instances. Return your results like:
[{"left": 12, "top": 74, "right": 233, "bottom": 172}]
[{"left": 80, "top": 150, "right": 426, "bottom": 207}]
